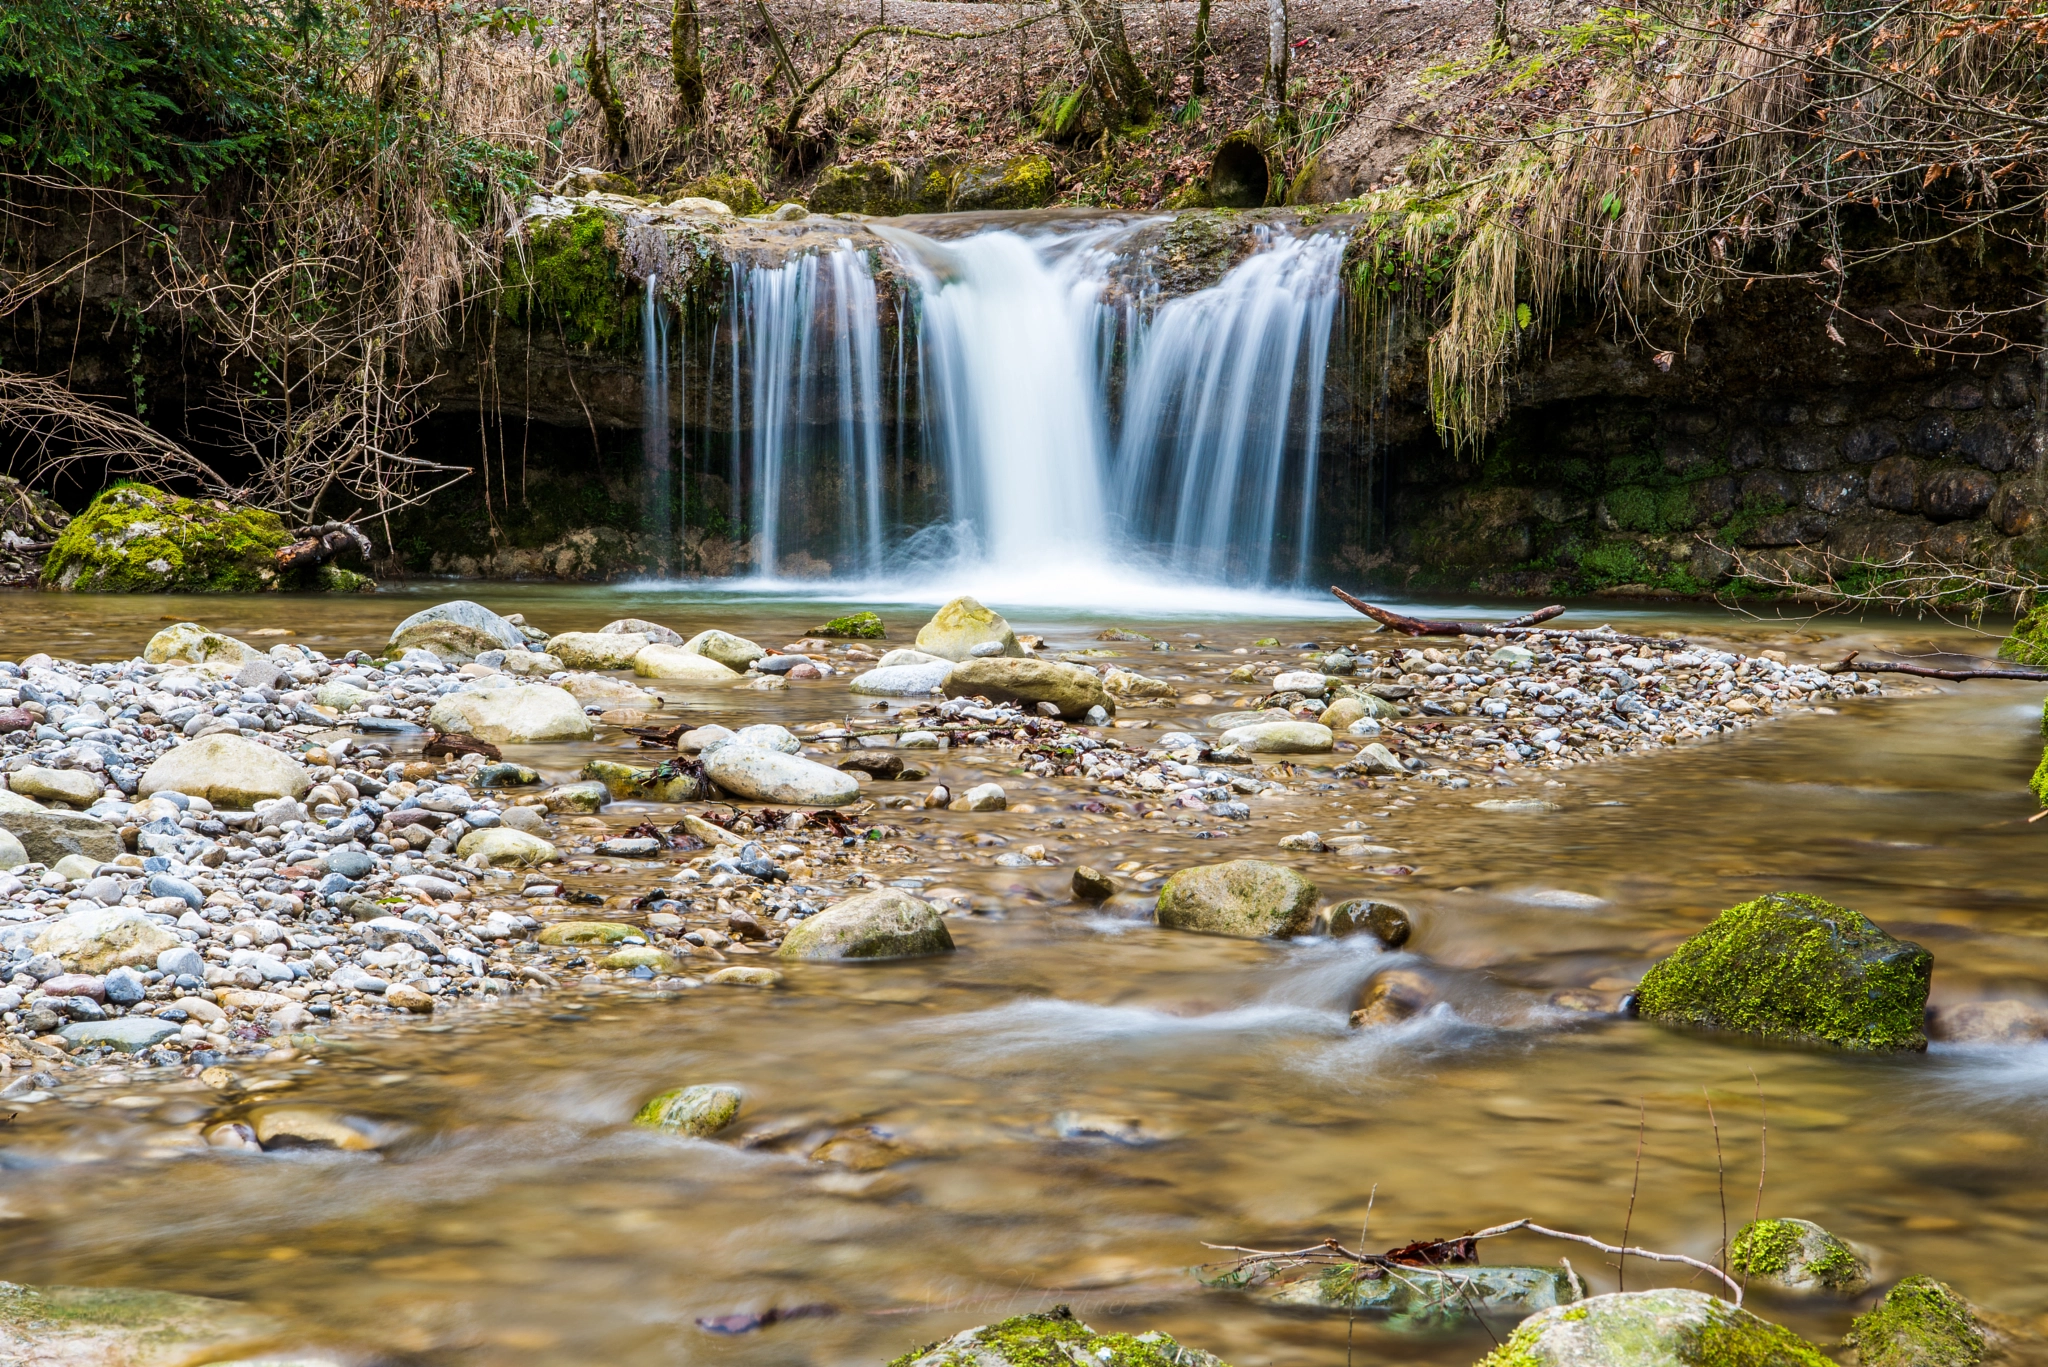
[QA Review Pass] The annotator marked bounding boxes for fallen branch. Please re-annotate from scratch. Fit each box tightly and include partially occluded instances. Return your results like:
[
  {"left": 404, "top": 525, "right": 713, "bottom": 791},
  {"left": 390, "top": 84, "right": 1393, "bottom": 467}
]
[
  {"left": 1818, "top": 650, "right": 2048, "bottom": 682},
  {"left": 1332, "top": 587, "right": 1565, "bottom": 636}
]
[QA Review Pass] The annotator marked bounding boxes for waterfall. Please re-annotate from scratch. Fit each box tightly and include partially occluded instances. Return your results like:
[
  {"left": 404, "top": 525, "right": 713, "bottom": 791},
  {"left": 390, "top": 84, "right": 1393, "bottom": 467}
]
[{"left": 640, "top": 275, "right": 677, "bottom": 556}]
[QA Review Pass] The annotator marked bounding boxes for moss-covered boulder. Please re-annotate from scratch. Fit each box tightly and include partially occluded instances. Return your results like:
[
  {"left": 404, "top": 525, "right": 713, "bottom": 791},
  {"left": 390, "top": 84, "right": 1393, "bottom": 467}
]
[
  {"left": 887, "top": 1306, "right": 1228, "bottom": 1367},
  {"left": 951, "top": 155, "right": 1057, "bottom": 211},
  {"left": 633, "top": 1083, "right": 742, "bottom": 1136},
  {"left": 1480, "top": 1289, "right": 1831, "bottom": 1367},
  {"left": 0, "top": 1280, "right": 286, "bottom": 1366},
  {"left": 1156, "top": 859, "right": 1318, "bottom": 939},
  {"left": 777, "top": 887, "right": 954, "bottom": 961},
  {"left": 1845, "top": 1277, "right": 1988, "bottom": 1367},
  {"left": 915, "top": 595, "right": 1023, "bottom": 661},
  {"left": 43, "top": 484, "right": 291, "bottom": 592},
  {"left": 811, "top": 160, "right": 937, "bottom": 217},
  {"left": 670, "top": 172, "right": 765, "bottom": 215},
  {"left": 1996, "top": 606, "right": 2048, "bottom": 668},
  {"left": 502, "top": 206, "right": 635, "bottom": 351},
  {"left": 1267, "top": 1263, "right": 1583, "bottom": 1332},
  {"left": 1634, "top": 892, "right": 1932, "bottom": 1051},
  {"left": 813, "top": 610, "right": 885, "bottom": 639},
  {"left": 1728, "top": 1218, "right": 1871, "bottom": 1295}
]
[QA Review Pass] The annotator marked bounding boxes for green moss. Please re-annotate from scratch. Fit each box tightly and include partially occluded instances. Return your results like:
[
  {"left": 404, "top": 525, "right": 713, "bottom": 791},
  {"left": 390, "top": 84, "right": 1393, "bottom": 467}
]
[
  {"left": 1476, "top": 1321, "right": 1546, "bottom": 1367},
  {"left": 886, "top": 1308, "right": 1227, "bottom": 1367},
  {"left": 951, "top": 154, "right": 1057, "bottom": 211},
  {"left": 502, "top": 206, "right": 636, "bottom": 351},
  {"left": 1683, "top": 1315, "right": 1835, "bottom": 1367},
  {"left": 2032, "top": 744, "right": 2048, "bottom": 807},
  {"left": 812, "top": 160, "right": 924, "bottom": 216},
  {"left": 1845, "top": 1277, "right": 1986, "bottom": 1367},
  {"left": 813, "top": 610, "right": 885, "bottom": 639},
  {"left": 1730, "top": 1220, "right": 1802, "bottom": 1279},
  {"left": 1634, "top": 891, "right": 1932, "bottom": 1051},
  {"left": 317, "top": 564, "right": 375, "bottom": 593},
  {"left": 42, "top": 483, "right": 293, "bottom": 592},
  {"left": 1997, "top": 605, "right": 2048, "bottom": 667},
  {"left": 672, "top": 172, "right": 764, "bottom": 215},
  {"left": 1729, "top": 1219, "right": 1865, "bottom": 1292},
  {"left": 1607, "top": 485, "right": 1658, "bottom": 531},
  {"left": 632, "top": 1083, "right": 741, "bottom": 1137}
]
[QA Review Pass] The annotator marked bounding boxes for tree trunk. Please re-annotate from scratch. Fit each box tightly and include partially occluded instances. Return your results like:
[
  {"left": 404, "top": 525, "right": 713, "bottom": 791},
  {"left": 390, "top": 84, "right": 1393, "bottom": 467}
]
[
  {"left": 585, "top": 0, "right": 629, "bottom": 159},
  {"left": 1492, "top": 0, "right": 1510, "bottom": 54},
  {"left": 1059, "top": 0, "right": 1155, "bottom": 126},
  {"left": 671, "top": 0, "right": 705, "bottom": 126},
  {"left": 1264, "top": 0, "right": 1289, "bottom": 122},
  {"left": 1189, "top": 0, "right": 1213, "bottom": 98}
]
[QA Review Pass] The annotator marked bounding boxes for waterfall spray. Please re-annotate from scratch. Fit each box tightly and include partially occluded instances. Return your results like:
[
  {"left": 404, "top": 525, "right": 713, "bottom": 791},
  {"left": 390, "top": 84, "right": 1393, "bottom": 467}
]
[{"left": 640, "top": 274, "right": 677, "bottom": 559}]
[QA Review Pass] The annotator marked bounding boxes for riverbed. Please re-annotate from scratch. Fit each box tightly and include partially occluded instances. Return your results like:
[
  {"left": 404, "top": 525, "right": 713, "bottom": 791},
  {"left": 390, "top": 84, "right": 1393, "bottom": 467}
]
[{"left": 1, "top": 585, "right": 2044, "bottom": 1367}]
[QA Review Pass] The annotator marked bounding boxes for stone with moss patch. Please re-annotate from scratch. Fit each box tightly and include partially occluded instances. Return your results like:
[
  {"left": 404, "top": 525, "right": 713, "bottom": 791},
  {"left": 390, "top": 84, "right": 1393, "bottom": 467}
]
[
  {"left": 633, "top": 1083, "right": 742, "bottom": 1136},
  {"left": 672, "top": 172, "right": 765, "bottom": 215},
  {"left": 1634, "top": 892, "right": 1931, "bottom": 1051},
  {"left": 1728, "top": 1218, "right": 1871, "bottom": 1295},
  {"left": 1996, "top": 606, "right": 2048, "bottom": 668},
  {"left": 1479, "top": 1288, "right": 1831, "bottom": 1367},
  {"left": 43, "top": 484, "right": 293, "bottom": 593},
  {"left": 0, "top": 1280, "right": 286, "bottom": 1366},
  {"left": 952, "top": 155, "right": 1057, "bottom": 211},
  {"left": 887, "top": 1306, "right": 1228, "bottom": 1367},
  {"left": 502, "top": 206, "right": 636, "bottom": 351},
  {"left": 1845, "top": 1277, "right": 1986, "bottom": 1367},
  {"left": 813, "top": 610, "right": 886, "bottom": 639},
  {"left": 317, "top": 563, "right": 376, "bottom": 593},
  {"left": 1265, "top": 1263, "right": 1583, "bottom": 1332},
  {"left": 2032, "top": 744, "right": 2048, "bottom": 808}
]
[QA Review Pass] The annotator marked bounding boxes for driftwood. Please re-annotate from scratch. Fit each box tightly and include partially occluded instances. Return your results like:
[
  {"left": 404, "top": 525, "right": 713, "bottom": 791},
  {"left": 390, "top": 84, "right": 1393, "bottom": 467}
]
[
  {"left": 1818, "top": 649, "right": 2048, "bottom": 682},
  {"left": 274, "top": 521, "right": 373, "bottom": 575},
  {"left": 422, "top": 731, "right": 502, "bottom": 762},
  {"left": 1332, "top": 587, "right": 1565, "bottom": 636}
]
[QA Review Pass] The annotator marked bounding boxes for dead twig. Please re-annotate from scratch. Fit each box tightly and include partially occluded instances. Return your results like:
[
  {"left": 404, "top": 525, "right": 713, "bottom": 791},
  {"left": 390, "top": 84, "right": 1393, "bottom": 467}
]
[
  {"left": 1818, "top": 650, "right": 2048, "bottom": 682},
  {"left": 1332, "top": 586, "right": 1566, "bottom": 636}
]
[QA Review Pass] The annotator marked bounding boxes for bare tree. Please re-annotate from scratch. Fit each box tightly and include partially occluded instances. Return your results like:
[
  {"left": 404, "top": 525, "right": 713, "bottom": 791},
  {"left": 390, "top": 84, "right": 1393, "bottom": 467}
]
[
  {"left": 1060, "top": 0, "right": 1157, "bottom": 126},
  {"left": 672, "top": 0, "right": 706, "bottom": 127},
  {"left": 1264, "top": 0, "right": 1290, "bottom": 123}
]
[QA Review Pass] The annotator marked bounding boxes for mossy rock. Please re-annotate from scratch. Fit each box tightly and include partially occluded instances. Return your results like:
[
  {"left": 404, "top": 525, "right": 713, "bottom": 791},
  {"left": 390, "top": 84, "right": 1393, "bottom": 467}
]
[
  {"left": 318, "top": 563, "right": 376, "bottom": 593},
  {"left": 43, "top": 484, "right": 292, "bottom": 593},
  {"left": 0, "top": 474, "right": 70, "bottom": 539},
  {"left": 1479, "top": 1288, "right": 1832, "bottom": 1367},
  {"left": 887, "top": 1305, "right": 1229, "bottom": 1367},
  {"left": 0, "top": 1280, "right": 284, "bottom": 1366},
  {"left": 535, "top": 920, "right": 640, "bottom": 946},
  {"left": 1634, "top": 891, "right": 1931, "bottom": 1051},
  {"left": 1845, "top": 1277, "right": 1988, "bottom": 1367},
  {"left": 1161, "top": 179, "right": 1214, "bottom": 210},
  {"left": 813, "top": 610, "right": 885, "bottom": 639},
  {"left": 502, "top": 206, "right": 636, "bottom": 351},
  {"left": 952, "top": 155, "right": 1057, "bottom": 211},
  {"left": 1728, "top": 1217, "right": 1871, "bottom": 1295},
  {"left": 672, "top": 172, "right": 765, "bottom": 215},
  {"left": 1267, "top": 1262, "right": 1583, "bottom": 1332},
  {"left": 1995, "top": 605, "right": 2048, "bottom": 667},
  {"left": 2032, "top": 742, "right": 2048, "bottom": 808},
  {"left": 1155, "top": 859, "right": 1318, "bottom": 939},
  {"left": 633, "top": 1083, "right": 742, "bottom": 1136},
  {"left": 811, "top": 160, "right": 929, "bottom": 217}
]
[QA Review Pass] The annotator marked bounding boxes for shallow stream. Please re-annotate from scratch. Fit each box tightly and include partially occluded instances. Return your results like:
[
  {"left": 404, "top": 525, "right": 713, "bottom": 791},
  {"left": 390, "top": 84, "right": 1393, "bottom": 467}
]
[{"left": 2, "top": 586, "right": 2044, "bottom": 1366}]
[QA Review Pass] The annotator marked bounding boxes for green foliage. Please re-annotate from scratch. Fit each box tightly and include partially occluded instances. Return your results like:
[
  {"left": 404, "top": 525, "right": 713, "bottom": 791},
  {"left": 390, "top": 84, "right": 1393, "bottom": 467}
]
[
  {"left": 2031, "top": 743, "right": 2048, "bottom": 808},
  {"left": 1997, "top": 604, "right": 2048, "bottom": 667},
  {"left": 814, "top": 611, "right": 885, "bottom": 639},
  {"left": 501, "top": 207, "right": 637, "bottom": 351}
]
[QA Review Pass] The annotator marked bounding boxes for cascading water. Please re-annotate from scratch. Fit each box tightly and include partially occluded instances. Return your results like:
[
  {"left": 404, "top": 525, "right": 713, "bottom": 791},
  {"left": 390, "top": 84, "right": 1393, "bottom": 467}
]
[
  {"left": 658, "top": 218, "right": 1349, "bottom": 590},
  {"left": 640, "top": 275, "right": 677, "bottom": 552}
]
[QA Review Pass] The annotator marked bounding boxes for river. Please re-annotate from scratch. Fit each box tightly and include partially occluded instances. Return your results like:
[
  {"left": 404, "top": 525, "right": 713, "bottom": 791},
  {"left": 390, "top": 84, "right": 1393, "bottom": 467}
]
[{"left": 1, "top": 584, "right": 2043, "bottom": 1366}]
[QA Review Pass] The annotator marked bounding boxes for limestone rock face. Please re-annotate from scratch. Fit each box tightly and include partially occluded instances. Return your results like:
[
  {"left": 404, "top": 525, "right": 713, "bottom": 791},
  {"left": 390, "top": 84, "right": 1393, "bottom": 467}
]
[
  {"left": 777, "top": 888, "right": 955, "bottom": 961},
  {"left": 914, "top": 595, "right": 1024, "bottom": 661},
  {"left": 945, "top": 658, "right": 1111, "bottom": 720},
  {"left": 139, "top": 735, "right": 311, "bottom": 807},
  {"left": 0, "top": 790, "right": 122, "bottom": 866},
  {"left": 1635, "top": 891, "right": 1932, "bottom": 1050},
  {"left": 632, "top": 644, "right": 742, "bottom": 682},
  {"left": 142, "top": 622, "right": 265, "bottom": 667},
  {"left": 546, "top": 631, "right": 650, "bottom": 671},
  {"left": 1480, "top": 1289, "right": 1832, "bottom": 1367},
  {"left": 1155, "top": 860, "right": 1318, "bottom": 939},
  {"left": 428, "top": 682, "right": 593, "bottom": 744},
  {"left": 389, "top": 601, "right": 529, "bottom": 660}
]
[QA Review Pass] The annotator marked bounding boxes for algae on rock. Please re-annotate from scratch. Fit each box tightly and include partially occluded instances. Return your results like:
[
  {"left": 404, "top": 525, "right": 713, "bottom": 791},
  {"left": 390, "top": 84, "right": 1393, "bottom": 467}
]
[
  {"left": 1728, "top": 1217, "right": 1871, "bottom": 1296},
  {"left": 1846, "top": 1276, "right": 1990, "bottom": 1367},
  {"left": 887, "top": 1306, "right": 1229, "bottom": 1367},
  {"left": 1633, "top": 891, "right": 1932, "bottom": 1051},
  {"left": 42, "top": 484, "right": 292, "bottom": 592}
]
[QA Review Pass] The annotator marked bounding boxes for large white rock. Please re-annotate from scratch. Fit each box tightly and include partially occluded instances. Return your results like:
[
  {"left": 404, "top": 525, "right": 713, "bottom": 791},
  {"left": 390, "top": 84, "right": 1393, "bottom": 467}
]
[
  {"left": 427, "top": 683, "right": 592, "bottom": 744},
  {"left": 388, "top": 600, "right": 528, "bottom": 660},
  {"left": 913, "top": 596, "right": 1023, "bottom": 661},
  {"left": 682, "top": 629, "right": 767, "bottom": 671},
  {"left": 1219, "top": 721, "right": 1334, "bottom": 754},
  {"left": 0, "top": 790, "right": 123, "bottom": 866},
  {"left": 142, "top": 623, "right": 264, "bottom": 667},
  {"left": 633, "top": 644, "right": 741, "bottom": 683},
  {"left": 546, "top": 632, "right": 650, "bottom": 671},
  {"left": 702, "top": 745, "right": 860, "bottom": 806},
  {"left": 602, "top": 617, "right": 683, "bottom": 645},
  {"left": 34, "top": 906, "right": 183, "bottom": 973},
  {"left": 849, "top": 662, "right": 952, "bottom": 697},
  {"left": 456, "top": 827, "right": 558, "bottom": 867},
  {"left": 139, "top": 735, "right": 312, "bottom": 807},
  {"left": 556, "top": 672, "right": 662, "bottom": 709},
  {"left": 8, "top": 767, "right": 103, "bottom": 808}
]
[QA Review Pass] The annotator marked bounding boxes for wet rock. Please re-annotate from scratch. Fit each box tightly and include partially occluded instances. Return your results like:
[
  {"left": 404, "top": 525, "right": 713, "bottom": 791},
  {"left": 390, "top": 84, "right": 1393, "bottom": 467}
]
[
  {"left": 950, "top": 782, "right": 1007, "bottom": 812},
  {"left": 543, "top": 781, "right": 609, "bottom": 813},
  {"left": 595, "top": 836, "right": 663, "bottom": 858},
  {"left": 477, "top": 762, "right": 542, "bottom": 788},
  {"left": 0, "top": 828, "right": 24, "bottom": 870},
  {"left": 142, "top": 622, "right": 266, "bottom": 667},
  {"left": 914, "top": 595, "right": 1024, "bottom": 661},
  {"left": 632, "top": 644, "right": 742, "bottom": 682},
  {"left": 7, "top": 767, "right": 102, "bottom": 807},
  {"left": 1072, "top": 866, "right": 1117, "bottom": 903},
  {"left": 945, "top": 658, "right": 1111, "bottom": 721},
  {"left": 139, "top": 734, "right": 311, "bottom": 807},
  {"left": 1050, "top": 1111, "right": 1171, "bottom": 1144},
  {"left": 557, "top": 672, "right": 662, "bottom": 709},
  {"left": 849, "top": 662, "right": 952, "bottom": 697},
  {"left": 1728, "top": 1218, "right": 1871, "bottom": 1295},
  {"left": 389, "top": 600, "right": 528, "bottom": 659},
  {"left": 545, "top": 631, "right": 650, "bottom": 670},
  {"left": 879, "top": 648, "right": 947, "bottom": 668},
  {"left": 0, "top": 1281, "right": 288, "bottom": 1367},
  {"left": 536, "top": 920, "right": 641, "bottom": 945},
  {"left": 247, "top": 1105, "right": 385, "bottom": 1151},
  {"left": 1277, "top": 831, "right": 1327, "bottom": 852},
  {"left": 1101, "top": 667, "right": 1178, "bottom": 701},
  {"left": 1268, "top": 1263, "right": 1584, "bottom": 1331},
  {"left": 56, "top": 1018, "right": 182, "bottom": 1053},
  {"left": 1155, "top": 859, "right": 1318, "bottom": 939},
  {"left": 1350, "top": 968, "right": 1439, "bottom": 1027},
  {"left": 599, "top": 946, "right": 685, "bottom": 972},
  {"left": 1845, "top": 1276, "right": 1994, "bottom": 1367},
  {"left": 1271, "top": 670, "right": 1328, "bottom": 695},
  {"left": 777, "top": 887, "right": 954, "bottom": 961},
  {"left": 1324, "top": 899, "right": 1411, "bottom": 947},
  {"left": 1319, "top": 696, "right": 1370, "bottom": 730},
  {"left": 891, "top": 1307, "right": 1228, "bottom": 1367},
  {"left": 581, "top": 760, "right": 700, "bottom": 803},
  {"left": 839, "top": 752, "right": 904, "bottom": 779},
  {"left": 385, "top": 982, "right": 435, "bottom": 1013},
  {"left": 428, "top": 682, "right": 593, "bottom": 744},
  {"left": 681, "top": 629, "right": 767, "bottom": 671},
  {"left": 1928, "top": 999, "right": 2048, "bottom": 1044},
  {"left": 1481, "top": 1289, "right": 1831, "bottom": 1367},
  {"left": 1635, "top": 892, "right": 1932, "bottom": 1051},
  {"left": 455, "top": 828, "right": 558, "bottom": 867},
  {"left": 725, "top": 723, "right": 801, "bottom": 753},
  {"left": 601, "top": 617, "right": 684, "bottom": 646},
  {"left": 500, "top": 805, "right": 548, "bottom": 834},
  {"left": 33, "top": 907, "right": 182, "bottom": 974},
  {"left": 635, "top": 1083, "right": 743, "bottom": 1135},
  {"left": 702, "top": 746, "right": 859, "bottom": 806},
  {"left": 705, "top": 965, "right": 783, "bottom": 987},
  {"left": 812, "top": 610, "right": 885, "bottom": 639},
  {"left": 1219, "top": 721, "right": 1333, "bottom": 754}
]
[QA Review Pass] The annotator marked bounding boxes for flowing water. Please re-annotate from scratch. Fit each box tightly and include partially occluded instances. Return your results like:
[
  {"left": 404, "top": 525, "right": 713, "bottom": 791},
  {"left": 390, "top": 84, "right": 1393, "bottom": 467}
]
[{"left": 2, "top": 585, "right": 2045, "bottom": 1366}]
